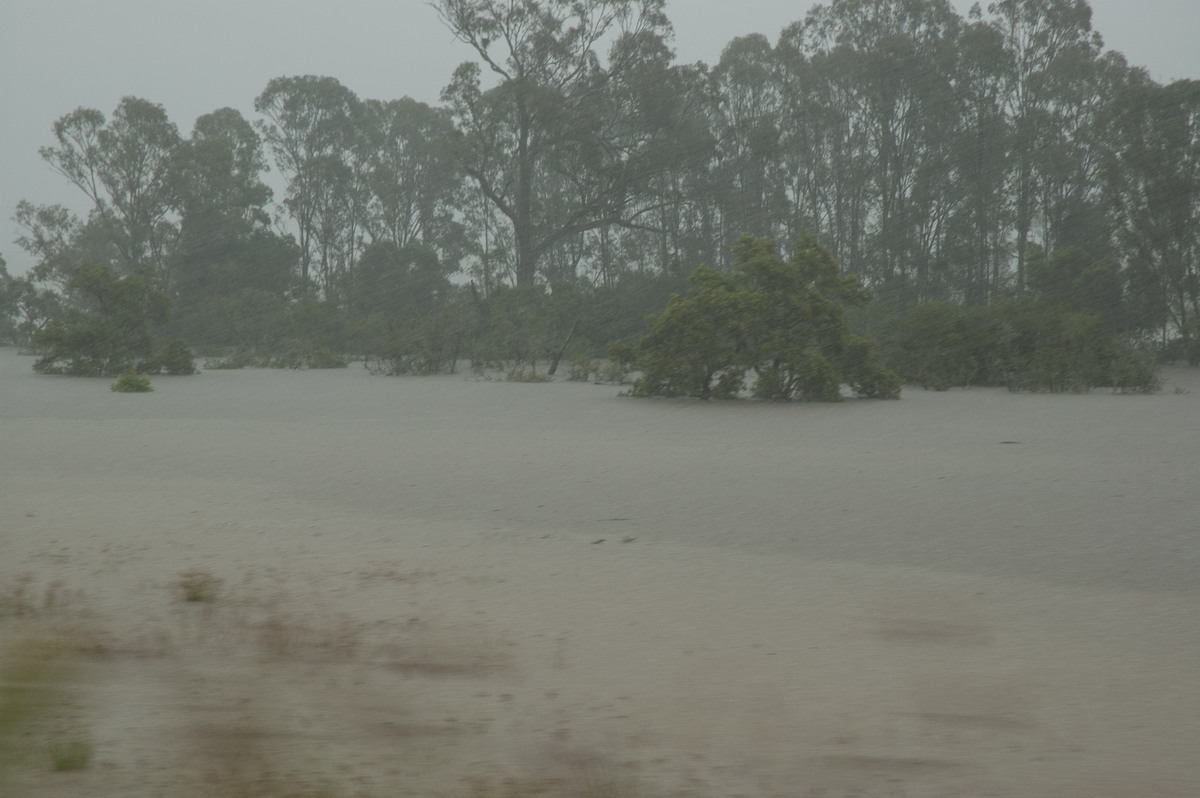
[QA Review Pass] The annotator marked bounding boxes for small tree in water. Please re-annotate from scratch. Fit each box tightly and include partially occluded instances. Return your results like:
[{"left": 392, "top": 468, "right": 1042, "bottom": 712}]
[
  {"left": 32, "top": 262, "right": 173, "bottom": 376},
  {"left": 614, "top": 234, "right": 900, "bottom": 401}
]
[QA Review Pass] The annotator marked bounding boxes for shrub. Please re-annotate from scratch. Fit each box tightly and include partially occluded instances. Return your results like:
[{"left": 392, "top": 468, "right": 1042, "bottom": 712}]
[
  {"left": 885, "top": 301, "right": 993, "bottom": 390},
  {"left": 146, "top": 338, "right": 197, "bottom": 375},
  {"left": 304, "top": 348, "right": 348, "bottom": 369},
  {"left": 597, "top": 360, "right": 628, "bottom": 385},
  {"left": 620, "top": 234, "right": 900, "bottom": 401},
  {"left": 203, "top": 347, "right": 255, "bottom": 370},
  {"left": 111, "top": 370, "right": 153, "bottom": 393},
  {"left": 506, "top": 366, "right": 554, "bottom": 383},
  {"left": 883, "top": 300, "right": 1161, "bottom": 394},
  {"left": 567, "top": 355, "right": 597, "bottom": 382},
  {"left": 32, "top": 263, "right": 170, "bottom": 376}
]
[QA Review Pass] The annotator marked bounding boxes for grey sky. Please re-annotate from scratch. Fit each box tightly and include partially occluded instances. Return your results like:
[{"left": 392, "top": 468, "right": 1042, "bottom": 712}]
[{"left": 2, "top": 0, "right": 1197, "bottom": 275}]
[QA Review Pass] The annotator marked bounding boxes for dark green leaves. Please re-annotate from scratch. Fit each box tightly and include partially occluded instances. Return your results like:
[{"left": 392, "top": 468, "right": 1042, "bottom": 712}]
[{"left": 620, "top": 233, "right": 900, "bottom": 401}]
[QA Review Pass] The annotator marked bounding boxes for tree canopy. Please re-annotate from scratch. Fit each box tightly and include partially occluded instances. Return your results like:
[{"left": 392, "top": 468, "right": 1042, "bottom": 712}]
[
  {"left": 6, "top": 0, "right": 1195, "bottom": 382},
  {"left": 615, "top": 234, "right": 901, "bottom": 400}
]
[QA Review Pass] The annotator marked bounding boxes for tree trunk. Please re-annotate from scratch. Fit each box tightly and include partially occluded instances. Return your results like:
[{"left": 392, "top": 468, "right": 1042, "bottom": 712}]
[{"left": 515, "top": 101, "right": 537, "bottom": 287}]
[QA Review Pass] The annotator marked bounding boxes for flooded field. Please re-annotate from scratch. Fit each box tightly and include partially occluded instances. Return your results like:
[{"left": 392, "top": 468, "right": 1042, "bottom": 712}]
[{"left": 2, "top": 348, "right": 1197, "bottom": 797}]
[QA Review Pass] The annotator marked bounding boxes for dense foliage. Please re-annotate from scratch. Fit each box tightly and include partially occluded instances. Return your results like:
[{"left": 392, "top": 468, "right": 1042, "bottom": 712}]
[
  {"left": 111, "top": 369, "right": 154, "bottom": 392},
  {"left": 614, "top": 235, "right": 900, "bottom": 400},
  {"left": 30, "top": 263, "right": 193, "bottom": 377},
  {"left": 882, "top": 300, "right": 1159, "bottom": 392},
  {"left": 3, "top": 0, "right": 1196, "bottom": 382}
]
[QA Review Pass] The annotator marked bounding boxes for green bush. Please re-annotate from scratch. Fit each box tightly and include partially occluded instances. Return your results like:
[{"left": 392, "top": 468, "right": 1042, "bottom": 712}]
[
  {"left": 618, "top": 234, "right": 900, "bottom": 401},
  {"left": 506, "top": 366, "right": 554, "bottom": 383},
  {"left": 203, "top": 347, "right": 255, "bottom": 370},
  {"left": 363, "top": 328, "right": 462, "bottom": 376},
  {"left": 885, "top": 301, "right": 995, "bottom": 390},
  {"left": 304, "top": 348, "right": 349, "bottom": 369},
  {"left": 883, "top": 299, "right": 1161, "bottom": 394},
  {"left": 111, "top": 369, "right": 153, "bottom": 392},
  {"left": 33, "top": 263, "right": 170, "bottom": 376},
  {"left": 146, "top": 338, "right": 197, "bottom": 375}
]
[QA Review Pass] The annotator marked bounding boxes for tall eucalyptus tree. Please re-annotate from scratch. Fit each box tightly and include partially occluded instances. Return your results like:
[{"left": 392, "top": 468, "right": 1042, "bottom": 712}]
[
  {"left": 356, "top": 97, "right": 466, "bottom": 261},
  {"left": 37, "top": 97, "right": 181, "bottom": 279},
  {"left": 943, "top": 14, "right": 1012, "bottom": 304},
  {"left": 255, "top": 75, "right": 362, "bottom": 295},
  {"left": 168, "top": 107, "right": 295, "bottom": 340},
  {"left": 435, "top": 0, "right": 703, "bottom": 287},
  {"left": 986, "top": 0, "right": 1103, "bottom": 290},
  {"left": 1109, "top": 78, "right": 1200, "bottom": 360},
  {"left": 709, "top": 34, "right": 788, "bottom": 259}
]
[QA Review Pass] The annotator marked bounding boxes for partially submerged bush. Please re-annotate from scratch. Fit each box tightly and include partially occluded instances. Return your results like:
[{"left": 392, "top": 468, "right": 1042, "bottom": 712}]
[
  {"left": 202, "top": 345, "right": 348, "bottom": 371},
  {"left": 33, "top": 263, "right": 170, "bottom": 376},
  {"left": 203, "top": 347, "right": 255, "bottom": 370},
  {"left": 885, "top": 300, "right": 1161, "bottom": 394},
  {"left": 568, "top": 355, "right": 598, "bottom": 382},
  {"left": 145, "top": 338, "right": 197, "bottom": 375},
  {"left": 111, "top": 369, "right": 153, "bottom": 393},
  {"left": 303, "top": 348, "right": 348, "bottom": 369},
  {"left": 506, "top": 365, "right": 554, "bottom": 383},
  {"left": 616, "top": 234, "right": 900, "bottom": 401},
  {"left": 363, "top": 327, "right": 461, "bottom": 376}
]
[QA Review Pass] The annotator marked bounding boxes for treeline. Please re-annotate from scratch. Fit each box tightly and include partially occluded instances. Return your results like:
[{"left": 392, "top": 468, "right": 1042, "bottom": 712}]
[{"left": 2, "top": 0, "right": 1197, "bottom": 380}]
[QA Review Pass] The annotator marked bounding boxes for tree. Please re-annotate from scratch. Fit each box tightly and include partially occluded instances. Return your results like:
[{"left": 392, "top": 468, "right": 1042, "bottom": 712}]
[
  {"left": 172, "top": 107, "right": 273, "bottom": 227},
  {"left": 0, "top": 257, "right": 62, "bottom": 348},
  {"left": 167, "top": 108, "right": 297, "bottom": 344},
  {"left": 436, "top": 0, "right": 704, "bottom": 286},
  {"left": 357, "top": 98, "right": 467, "bottom": 260},
  {"left": 1108, "top": 79, "right": 1200, "bottom": 362},
  {"left": 882, "top": 298, "right": 1159, "bottom": 393},
  {"left": 708, "top": 34, "right": 789, "bottom": 259},
  {"left": 13, "top": 201, "right": 89, "bottom": 287},
  {"left": 38, "top": 97, "right": 182, "bottom": 277},
  {"left": 798, "top": 0, "right": 963, "bottom": 300},
  {"left": 616, "top": 233, "right": 900, "bottom": 400},
  {"left": 1026, "top": 244, "right": 1124, "bottom": 331},
  {"left": 0, "top": 254, "right": 18, "bottom": 344},
  {"left": 31, "top": 263, "right": 173, "bottom": 376},
  {"left": 775, "top": 24, "right": 874, "bottom": 276},
  {"left": 352, "top": 241, "right": 454, "bottom": 324},
  {"left": 255, "top": 76, "right": 362, "bottom": 294},
  {"left": 941, "top": 15, "right": 1013, "bottom": 304},
  {"left": 987, "top": 0, "right": 1103, "bottom": 291}
]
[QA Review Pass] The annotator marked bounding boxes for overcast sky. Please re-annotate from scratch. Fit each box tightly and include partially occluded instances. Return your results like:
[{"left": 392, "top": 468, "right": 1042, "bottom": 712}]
[{"left": 2, "top": 0, "right": 1198, "bottom": 275}]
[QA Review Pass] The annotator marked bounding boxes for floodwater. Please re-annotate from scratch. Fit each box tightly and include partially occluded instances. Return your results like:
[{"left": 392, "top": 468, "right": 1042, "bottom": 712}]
[{"left": 2, "top": 348, "right": 1197, "bottom": 796}]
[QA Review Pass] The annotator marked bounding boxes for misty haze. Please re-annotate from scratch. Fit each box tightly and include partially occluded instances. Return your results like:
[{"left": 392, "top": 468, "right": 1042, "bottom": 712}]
[{"left": 1, "top": 1, "right": 1198, "bottom": 796}]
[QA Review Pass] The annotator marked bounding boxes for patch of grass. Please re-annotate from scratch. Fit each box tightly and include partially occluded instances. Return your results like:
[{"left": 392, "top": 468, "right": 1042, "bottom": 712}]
[
  {"left": 0, "top": 573, "right": 37, "bottom": 618},
  {"left": 1, "top": 633, "right": 95, "bottom": 784},
  {"left": 1, "top": 575, "right": 84, "bottom": 620},
  {"left": 1, "top": 639, "right": 59, "bottom": 744},
  {"left": 47, "top": 738, "right": 92, "bottom": 772},
  {"left": 251, "top": 614, "right": 361, "bottom": 660},
  {"left": 179, "top": 569, "right": 221, "bottom": 602},
  {"left": 189, "top": 719, "right": 343, "bottom": 798},
  {"left": 466, "top": 749, "right": 641, "bottom": 798}
]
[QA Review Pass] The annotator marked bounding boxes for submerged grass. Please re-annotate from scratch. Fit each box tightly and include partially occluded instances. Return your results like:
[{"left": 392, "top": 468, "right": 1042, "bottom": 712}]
[{"left": 0, "top": 572, "right": 682, "bottom": 798}]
